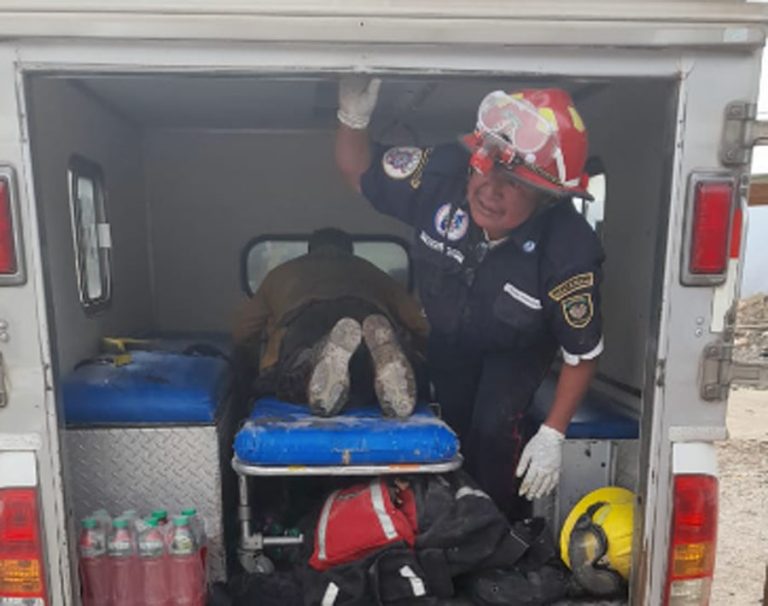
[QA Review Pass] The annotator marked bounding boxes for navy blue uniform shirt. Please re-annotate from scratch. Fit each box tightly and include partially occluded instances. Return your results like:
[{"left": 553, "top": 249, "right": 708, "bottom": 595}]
[{"left": 361, "top": 143, "right": 605, "bottom": 367}]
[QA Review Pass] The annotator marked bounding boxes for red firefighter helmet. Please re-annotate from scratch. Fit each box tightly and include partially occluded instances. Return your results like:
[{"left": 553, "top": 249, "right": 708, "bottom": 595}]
[{"left": 462, "top": 88, "right": 592, "bottom": 200}]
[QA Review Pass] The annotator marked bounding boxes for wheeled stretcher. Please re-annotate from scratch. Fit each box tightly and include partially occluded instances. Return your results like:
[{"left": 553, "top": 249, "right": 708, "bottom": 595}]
[{"left": 231, "top": 397, "right": 462, "bottom": 571}]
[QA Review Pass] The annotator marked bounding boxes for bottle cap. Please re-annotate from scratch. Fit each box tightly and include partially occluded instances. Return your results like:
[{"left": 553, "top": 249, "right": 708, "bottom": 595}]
[
  {"left": 146, "top": 517, "right": 158, "bottom": 528},
  {"left": 181, "top": 508, "right": 197, "bottom": 517},
  {"left": 172, "top": 515, "right": 190, "bottom": 527},
  {"left": 151, "top": 509, "right": 168, "bottom": 520},
  {"left": 113, "top": 518, "right": 128, "bottom": 529},
  {"left": 82, "top": 517, "right": 97, "bottom": 529}
]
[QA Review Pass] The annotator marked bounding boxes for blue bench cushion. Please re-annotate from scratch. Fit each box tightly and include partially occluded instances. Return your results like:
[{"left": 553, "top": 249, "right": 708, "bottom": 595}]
[
  {"left": 234, "top": 398, "right": 459, "bottom": 466},
  {"left": 530, "top": 377, "right": 639, "bottom": 440},
  {"left": 62, "top": 351, "right": 230, "bottom": 425}
]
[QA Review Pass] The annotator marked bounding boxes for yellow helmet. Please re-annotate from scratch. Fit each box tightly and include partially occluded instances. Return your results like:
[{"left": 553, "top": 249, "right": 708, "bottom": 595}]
[{"left": 560, "top": 486, "right": 635, "bottom": 596}]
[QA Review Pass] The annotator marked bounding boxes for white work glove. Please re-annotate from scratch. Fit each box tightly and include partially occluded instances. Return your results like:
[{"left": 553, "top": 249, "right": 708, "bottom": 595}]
[
  {"left": 337, "top": 77, "right": 382, "bottom": 130},
  {"left": 515, "top": 424, "right": 565, "bottom": 501}
]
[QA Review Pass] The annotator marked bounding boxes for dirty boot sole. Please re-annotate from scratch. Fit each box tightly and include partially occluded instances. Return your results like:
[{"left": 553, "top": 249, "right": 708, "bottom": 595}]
[
  {"left": 308, "top": 318, "right": 362, "bottom": 416},
  {"left": 362, "top": 314, "right": 416, "bottom": 418}
]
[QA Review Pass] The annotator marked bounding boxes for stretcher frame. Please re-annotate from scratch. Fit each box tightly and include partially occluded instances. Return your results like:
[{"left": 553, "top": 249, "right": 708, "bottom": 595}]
[
  {"left": 231, "top": 455, "right": 463, "bottom": 477},
  {"left": 231, "top": 454, "right": 462, "bottom": 572}
]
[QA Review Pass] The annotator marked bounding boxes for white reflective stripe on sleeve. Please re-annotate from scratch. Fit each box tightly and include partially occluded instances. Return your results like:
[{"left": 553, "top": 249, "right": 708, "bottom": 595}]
[
  {"left": 316, "top": 489, "right": 340, "bottom": 561},
  {"left": 503, "top": 283, "right": 542, "bottom": 310},
  {"left": 455, "top": 486, "right": 491, "bottom": 500},
  {"left": 321, "top": 582, "right": 340, "bottom": 606},
  {"left": 369, "top": 479, "right": 398, "bottom": 540},
  {"left": 561, "top": 337, "right": 604, "bottom": 366},
  {"left": 399, "top": 565, "right": 427, "bottom": 597}
]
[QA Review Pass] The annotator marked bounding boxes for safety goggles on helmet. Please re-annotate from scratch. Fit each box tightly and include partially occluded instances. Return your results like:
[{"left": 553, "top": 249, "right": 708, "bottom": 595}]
[
  {"left": 462, "top": 88, "right": 593, "bottom": 201},
  {"left": 568, "top": 502, "right": 626, "bottom": 597},
  {"left": 560, "top": 486, "right": 635, "bottom": 599}
]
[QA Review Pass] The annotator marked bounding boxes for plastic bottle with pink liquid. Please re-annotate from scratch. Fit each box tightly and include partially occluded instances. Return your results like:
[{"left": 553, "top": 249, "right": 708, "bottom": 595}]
[
  {"left": 138, "top": 517, "right": 171, "bottom": 606},
  {"left": 78, "top": 517, "right": 111, "bottom": 606},
  {"left": 108, "top": 517, "right": 137, "bottom": 606},
  {"left": 180, "top": 508, "right": 207, "bottom": 576},
  {"left": 168, "top": 515, "right": 205, "bottom": 606}
]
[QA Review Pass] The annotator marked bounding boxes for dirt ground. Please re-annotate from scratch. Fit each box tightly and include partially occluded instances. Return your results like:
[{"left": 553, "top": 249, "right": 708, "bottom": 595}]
[{"left": 711, "top": 387, "right": 768, "bottom": 605}]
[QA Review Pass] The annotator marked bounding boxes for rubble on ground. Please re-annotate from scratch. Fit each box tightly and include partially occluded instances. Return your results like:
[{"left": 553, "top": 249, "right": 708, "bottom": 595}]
[{"left": 733, "top": 293, "right": 768, "bottom": 368}]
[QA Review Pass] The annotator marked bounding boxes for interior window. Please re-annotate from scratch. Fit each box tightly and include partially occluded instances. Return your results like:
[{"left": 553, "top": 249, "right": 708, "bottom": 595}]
[
  {"left": 68, "top": 156, "right": 111, "bottom": 310},
  {"left": 244, "top": 237, "right": 411, "bottom": 294}
]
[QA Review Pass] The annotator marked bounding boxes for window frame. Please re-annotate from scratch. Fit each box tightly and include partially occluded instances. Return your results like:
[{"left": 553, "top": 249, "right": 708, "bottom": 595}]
[
  {"left": 240, "top": 233, "right": 414, "bottom": 296},
  {"left": 67, "top": 154, "right": 112, "bottom": 313}
]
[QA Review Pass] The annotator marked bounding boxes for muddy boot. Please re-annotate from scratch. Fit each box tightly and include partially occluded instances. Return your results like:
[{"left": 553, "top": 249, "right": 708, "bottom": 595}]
[
  {"left": 307, "top": 317, "right": 362, "bottom": 416},
  {"left": 362, "top": 314, "right": 416, "bottom": 418}
]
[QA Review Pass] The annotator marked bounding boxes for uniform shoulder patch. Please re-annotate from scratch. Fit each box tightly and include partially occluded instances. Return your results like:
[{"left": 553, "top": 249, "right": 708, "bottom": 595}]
[
  {"left": 548, "top": 272, "right": 594, "bottom": 302},
  {"left": 562, "top": 293, "right": 593, "bottom": 329},
  {"left": 382, "top": 147, "right": 423, "bottom": 180}
]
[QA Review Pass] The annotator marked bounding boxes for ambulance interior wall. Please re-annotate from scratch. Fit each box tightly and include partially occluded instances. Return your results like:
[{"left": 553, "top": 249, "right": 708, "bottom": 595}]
[
  {"left": 142, "top": 79, "right": 675, "bottom": 410},
  {"left": 25, "top": 75, "right": 674, "bottom": 412},
  {"left": 576, "top": 79, "right": 675, "bottom": 406},
  {"left": 26, "top": 78, "right": 152, "bottom": 374},
  {"left": 141, "top": 129, "right": 411, "bottom": 333}
]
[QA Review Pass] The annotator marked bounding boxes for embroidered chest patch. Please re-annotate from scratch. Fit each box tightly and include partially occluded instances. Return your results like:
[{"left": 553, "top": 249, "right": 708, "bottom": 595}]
[
  {"left": 562, "top": 293, "right": 593, "bottom": 328},
  {"left": 382, "top": 147, "right": 423, "bottom": 180},
  {"left": 434, "top": 203, "right": 469, "bottom": 241}
]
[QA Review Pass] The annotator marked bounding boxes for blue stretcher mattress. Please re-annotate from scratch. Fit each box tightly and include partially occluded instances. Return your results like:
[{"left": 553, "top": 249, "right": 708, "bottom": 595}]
[
  {"left": 234, "top": 398, "right": 459, "bottom": 466},
  {"left": 530, "top": 377, "right": 639, "bottom": 440},
  {"left": 62, "top": 351, "right": 230, "bottom": 425}
]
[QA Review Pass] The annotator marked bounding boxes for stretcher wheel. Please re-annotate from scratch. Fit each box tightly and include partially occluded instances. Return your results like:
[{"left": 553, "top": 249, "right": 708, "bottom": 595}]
[{"left": 238, "top": 549, "right": 275, "bottom": 575}]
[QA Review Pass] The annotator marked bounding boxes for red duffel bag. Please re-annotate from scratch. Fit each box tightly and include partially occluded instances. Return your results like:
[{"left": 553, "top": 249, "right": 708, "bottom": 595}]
[{"left": 310, "top": 478, "right": 417, "bottom": 571}]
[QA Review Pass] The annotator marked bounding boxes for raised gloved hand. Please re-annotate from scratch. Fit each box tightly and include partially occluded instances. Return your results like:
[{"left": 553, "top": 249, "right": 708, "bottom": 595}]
[
  {"left": 337, "top": 77, "right": 382, "bottom": 130},
  {"left": 515, "top": 424, "right": 565, "bottom": 501}
]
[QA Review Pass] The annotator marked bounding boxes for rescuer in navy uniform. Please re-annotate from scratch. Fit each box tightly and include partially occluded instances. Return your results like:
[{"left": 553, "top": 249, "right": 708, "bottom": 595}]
[{"left": 335, "top": 79, "right": 604, "bottom": 519}]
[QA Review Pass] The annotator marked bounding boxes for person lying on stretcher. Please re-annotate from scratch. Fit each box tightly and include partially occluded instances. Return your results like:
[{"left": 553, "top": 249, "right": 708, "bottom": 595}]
[{"left": 233, "top": 228, "right": 428, "bottom": 418}]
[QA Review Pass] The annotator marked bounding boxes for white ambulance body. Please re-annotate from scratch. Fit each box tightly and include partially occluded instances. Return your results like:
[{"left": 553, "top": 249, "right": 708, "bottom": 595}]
[{"left": 0, "top": 2, "right": 767, "bottom": 605}]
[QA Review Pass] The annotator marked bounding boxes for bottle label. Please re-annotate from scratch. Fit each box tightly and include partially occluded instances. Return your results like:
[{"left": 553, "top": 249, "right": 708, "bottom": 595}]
[
  {"left": 108, "top": 533, "right": 133, "bottom": 556},
  {"left": 169, "top": 530, "right": 195, "bottom": 555},
  {"left": 80, "top": 533, "right": 106, "bottom": 558},
  {"left": 139, "top": 535, "right": 165, "bottom": 558}
]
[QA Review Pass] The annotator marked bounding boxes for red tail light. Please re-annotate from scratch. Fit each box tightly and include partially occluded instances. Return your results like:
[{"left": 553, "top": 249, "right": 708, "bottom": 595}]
[
  {"left": 0, "top": 488, "right": 47, "bottom": 604},
  {"left": 664, "top": 474, "right": 718, "bottom": 605},
  {"left": 0, "top": 167, "right": 24, "bottom": 285},
  {"left": 0, "top": 179, "right": 17, "bottom": 275},
  {"left": 689, "top": 181, "right": 733, "bottom": 275}
]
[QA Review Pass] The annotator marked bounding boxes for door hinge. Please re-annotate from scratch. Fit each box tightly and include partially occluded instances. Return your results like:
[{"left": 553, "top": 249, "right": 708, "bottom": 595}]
[
  {"left": 701, "top": 341, "right": 768, "bottom": 400},
  {"left": 0, "top": 351, "right": 7, "bottom": 407},
  {"left": 721, "top": 101, "right": 768, "bottom": 167}
]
